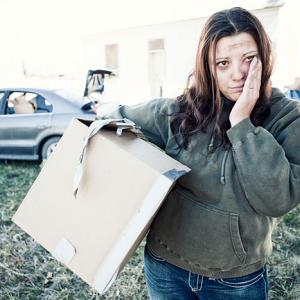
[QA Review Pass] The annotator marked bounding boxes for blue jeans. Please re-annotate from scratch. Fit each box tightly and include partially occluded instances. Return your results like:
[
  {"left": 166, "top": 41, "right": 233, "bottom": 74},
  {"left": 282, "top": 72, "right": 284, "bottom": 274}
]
[{"left": 144, "top": 245, "right": 269, "bottom": 300}]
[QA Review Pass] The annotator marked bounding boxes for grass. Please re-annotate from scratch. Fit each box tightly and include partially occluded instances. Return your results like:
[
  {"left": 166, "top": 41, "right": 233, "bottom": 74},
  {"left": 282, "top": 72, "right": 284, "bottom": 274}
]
[{"left": 0, "top": 160, "right": 300, "bottom": 299}]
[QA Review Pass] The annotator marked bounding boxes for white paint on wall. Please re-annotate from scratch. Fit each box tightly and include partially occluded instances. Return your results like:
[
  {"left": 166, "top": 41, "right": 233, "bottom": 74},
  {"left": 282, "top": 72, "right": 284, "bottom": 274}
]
[
  {"left": 1, "top": 0, "right": 298, "bottom": 103},
  {"left": 81, "top": 6, "right": 284, "bottom": 105},
  {"left": 271, "top": 0, "right": 300, "bottom": 89}
]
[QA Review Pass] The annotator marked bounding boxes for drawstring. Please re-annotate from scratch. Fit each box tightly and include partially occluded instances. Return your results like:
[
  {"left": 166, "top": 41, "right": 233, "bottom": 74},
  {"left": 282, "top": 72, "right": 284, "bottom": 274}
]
[
  {"left": 208, "top": 125, "right": 230, "bottom": 185},
  {"left": 208, "top": 120, "right": 217, "bottom": 153},
  {"left": 220, "top": 149, "right": 229, "bottom": 185},
  {"left": 208, "top": 135, "right": 214, "bottom": 153}
]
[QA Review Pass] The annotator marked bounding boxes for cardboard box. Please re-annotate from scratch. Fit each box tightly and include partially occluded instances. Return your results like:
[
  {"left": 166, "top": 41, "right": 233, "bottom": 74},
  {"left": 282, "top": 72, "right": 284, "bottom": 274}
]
[{"left": 12, "top": 118, "right": 190, "bottom": 294}]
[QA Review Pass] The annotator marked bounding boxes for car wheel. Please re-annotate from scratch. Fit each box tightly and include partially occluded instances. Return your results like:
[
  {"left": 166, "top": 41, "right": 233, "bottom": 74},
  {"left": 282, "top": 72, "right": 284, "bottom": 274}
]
[{"left": 41, "top": 136, "right": 61, "bottom": 160}]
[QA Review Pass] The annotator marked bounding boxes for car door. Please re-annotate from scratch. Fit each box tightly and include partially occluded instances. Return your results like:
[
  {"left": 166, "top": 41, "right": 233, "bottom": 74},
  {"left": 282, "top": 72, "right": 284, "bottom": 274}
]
[{"left": 0, "top": 91, "right": 52, "bottom": 160}]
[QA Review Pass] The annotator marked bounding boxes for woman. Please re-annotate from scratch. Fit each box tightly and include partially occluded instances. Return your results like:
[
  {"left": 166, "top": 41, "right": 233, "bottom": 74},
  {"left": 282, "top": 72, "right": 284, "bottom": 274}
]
[{"left": 98, "top": 7, "right": 300, "bottom": 300}]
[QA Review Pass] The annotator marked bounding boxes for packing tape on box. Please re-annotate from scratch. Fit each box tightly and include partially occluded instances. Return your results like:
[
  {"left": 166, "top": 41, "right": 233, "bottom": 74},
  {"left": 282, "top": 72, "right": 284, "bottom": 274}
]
[
  {"left": 73, "top": 118, "right": 138, "bottom": 198},
  {"left": 52, "top": 238, "right": 76, "bottom": 265}
]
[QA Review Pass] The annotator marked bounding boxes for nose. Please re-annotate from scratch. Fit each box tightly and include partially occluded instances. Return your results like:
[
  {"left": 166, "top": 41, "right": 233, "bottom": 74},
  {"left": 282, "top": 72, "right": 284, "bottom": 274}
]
[{"left": 231, "top": 63, "right": 246, "bottom": 81}]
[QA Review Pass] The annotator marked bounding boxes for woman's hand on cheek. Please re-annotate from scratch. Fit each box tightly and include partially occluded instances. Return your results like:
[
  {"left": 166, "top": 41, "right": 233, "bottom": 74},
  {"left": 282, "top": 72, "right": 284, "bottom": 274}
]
[{"left": 229, "top": 57, "right": 262, "bottom": 127}]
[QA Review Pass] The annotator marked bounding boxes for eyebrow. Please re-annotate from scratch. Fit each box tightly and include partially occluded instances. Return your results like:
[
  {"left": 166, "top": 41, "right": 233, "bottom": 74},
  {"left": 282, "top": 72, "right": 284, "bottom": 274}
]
[{"left": 216, "top": 50, "right": 258, "bottom": 61}]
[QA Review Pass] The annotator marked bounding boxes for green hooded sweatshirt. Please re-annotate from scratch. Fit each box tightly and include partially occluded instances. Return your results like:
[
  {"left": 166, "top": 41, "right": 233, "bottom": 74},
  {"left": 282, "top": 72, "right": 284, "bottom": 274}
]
[{"left": 99, "top": 87, "right": 300, "bottom": 278}]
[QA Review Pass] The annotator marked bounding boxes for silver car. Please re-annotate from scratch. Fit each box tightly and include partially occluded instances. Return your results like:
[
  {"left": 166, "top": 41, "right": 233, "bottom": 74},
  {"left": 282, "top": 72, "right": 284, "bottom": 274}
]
[{"left": 0, "top": 88, "right": 96, "bottom": 161}]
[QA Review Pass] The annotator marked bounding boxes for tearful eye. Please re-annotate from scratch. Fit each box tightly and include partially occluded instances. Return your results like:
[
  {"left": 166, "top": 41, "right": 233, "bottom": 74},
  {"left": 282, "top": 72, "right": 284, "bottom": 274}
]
[{"left": 245, "top": 55, "right": 256, "bottom": 63}]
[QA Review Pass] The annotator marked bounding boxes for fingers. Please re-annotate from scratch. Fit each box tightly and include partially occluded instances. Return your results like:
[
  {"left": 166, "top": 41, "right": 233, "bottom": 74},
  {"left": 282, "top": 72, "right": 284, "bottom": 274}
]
[
  {"left": 247, "top": 57, "right": 262, "bottom": 84},
  {"left": 244, "top": 57, "right": 262, "bottom": 96},
  {"left": 230, "top": 57, "right": 262, "bottom": 125}
]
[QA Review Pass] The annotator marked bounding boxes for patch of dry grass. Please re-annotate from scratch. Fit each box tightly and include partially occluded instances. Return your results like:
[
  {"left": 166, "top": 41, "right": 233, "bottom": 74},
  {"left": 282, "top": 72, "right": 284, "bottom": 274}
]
[{"left": 0, "top": 161, "right": 299, "bottom": 299}]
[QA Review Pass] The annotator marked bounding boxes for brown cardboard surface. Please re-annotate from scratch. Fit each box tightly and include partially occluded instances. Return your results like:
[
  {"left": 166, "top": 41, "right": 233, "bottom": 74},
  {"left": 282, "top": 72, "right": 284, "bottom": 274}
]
[{"left": 12, "top": 118, "right": 190, "bottom": 294}]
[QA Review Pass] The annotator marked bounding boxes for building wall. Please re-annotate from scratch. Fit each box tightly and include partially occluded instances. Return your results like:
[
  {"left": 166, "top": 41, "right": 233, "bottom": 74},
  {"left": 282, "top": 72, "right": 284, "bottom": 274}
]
[
  {"left": 81, "top": 7, "right": 281, "bottom": 105},
  {"left": 271, "top": 0, "right": 300, "bottom": 89},
  {"left": 0, "top": 33, "right": 24, "bottom": 83}
]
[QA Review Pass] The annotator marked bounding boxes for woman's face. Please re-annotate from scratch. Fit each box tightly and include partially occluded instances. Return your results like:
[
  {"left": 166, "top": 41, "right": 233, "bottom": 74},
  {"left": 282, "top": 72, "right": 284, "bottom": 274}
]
[{"left": 213, "top": 32, "right": 259, "bottom": 102}]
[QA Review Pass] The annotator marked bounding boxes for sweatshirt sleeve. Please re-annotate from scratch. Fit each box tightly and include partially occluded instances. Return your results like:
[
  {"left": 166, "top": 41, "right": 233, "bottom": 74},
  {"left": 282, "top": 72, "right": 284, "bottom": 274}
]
[
  {"left": 97, "top": 98, "right": 171, "bottom": 150},
  {"left": 226, "top": 110, "right": 300, "bottom": 218}
]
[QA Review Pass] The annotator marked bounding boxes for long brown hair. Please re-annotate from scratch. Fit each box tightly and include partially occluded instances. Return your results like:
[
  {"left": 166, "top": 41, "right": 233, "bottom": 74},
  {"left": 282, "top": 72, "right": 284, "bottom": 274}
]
[{"left": 170, "top": 7, "right": 273, "bottom": 150}]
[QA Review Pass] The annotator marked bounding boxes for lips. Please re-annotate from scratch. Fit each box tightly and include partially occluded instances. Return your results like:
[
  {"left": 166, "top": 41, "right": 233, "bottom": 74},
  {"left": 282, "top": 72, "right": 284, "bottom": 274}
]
[{"left": 230, "top": 85, "right": 244, "bottom": 92}]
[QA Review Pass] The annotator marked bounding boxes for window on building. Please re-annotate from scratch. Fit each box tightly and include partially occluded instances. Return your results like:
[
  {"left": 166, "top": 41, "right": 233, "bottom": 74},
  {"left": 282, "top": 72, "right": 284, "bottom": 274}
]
[
  {"left": 148, "top": 39, "right": 164, "bottom": 52},
  {"left": 105, "top": 44, "right": 119, "bottom": 71}
]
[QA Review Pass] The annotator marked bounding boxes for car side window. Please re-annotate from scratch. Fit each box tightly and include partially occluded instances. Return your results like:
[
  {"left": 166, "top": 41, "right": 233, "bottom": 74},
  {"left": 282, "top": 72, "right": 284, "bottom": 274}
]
[
  {"left": 35, "top": 96, "right": 53, "bottom": 113},
  {"left": 0, "top": 92, "right": 4, "bottom": 102},
  {"left": 0, "top": 92, "right": 5, "bottom": 112},
  {"left": 7, "top": 92, "right": 53, "bottom": 114},
  {"left": 8, "top": 92, "right": 36, "bottom": 115}
]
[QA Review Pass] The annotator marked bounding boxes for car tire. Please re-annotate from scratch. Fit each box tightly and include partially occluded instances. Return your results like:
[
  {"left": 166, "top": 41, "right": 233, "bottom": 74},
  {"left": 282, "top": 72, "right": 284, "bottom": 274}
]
[{"left": 41, "top": 136, "right": 61, "bottom": 160}]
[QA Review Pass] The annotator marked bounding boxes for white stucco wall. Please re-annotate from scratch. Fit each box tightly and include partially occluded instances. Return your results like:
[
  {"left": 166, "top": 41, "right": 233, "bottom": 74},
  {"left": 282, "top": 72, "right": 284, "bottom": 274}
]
[
  {"left": 2, "top": 2, "right": 295, "bottom": 101},
  {"left": 271, "top": 1, "right": 300, "bottom": 89},
  {"left": 81, "top": 6, "right": 285, "bottom": 105}
]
